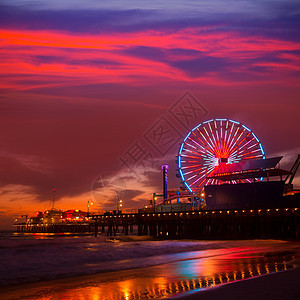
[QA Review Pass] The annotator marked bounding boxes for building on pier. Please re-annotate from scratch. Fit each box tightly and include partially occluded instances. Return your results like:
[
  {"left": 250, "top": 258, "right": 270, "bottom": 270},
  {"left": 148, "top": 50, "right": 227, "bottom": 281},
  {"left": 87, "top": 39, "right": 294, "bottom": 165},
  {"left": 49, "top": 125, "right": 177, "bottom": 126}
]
[
  {"left": 205, "top": 156, "right": 299, "bottom": 210},
  {"left": 14, "top": 208, "right": 93, "bottom": 233}
]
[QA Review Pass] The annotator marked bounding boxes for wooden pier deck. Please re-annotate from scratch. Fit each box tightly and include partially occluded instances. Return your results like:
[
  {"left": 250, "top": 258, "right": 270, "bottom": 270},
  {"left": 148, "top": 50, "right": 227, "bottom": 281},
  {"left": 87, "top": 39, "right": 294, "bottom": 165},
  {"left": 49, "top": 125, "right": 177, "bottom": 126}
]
[{"left": 93, "top": 207, "right": 300, "bottom": 240}]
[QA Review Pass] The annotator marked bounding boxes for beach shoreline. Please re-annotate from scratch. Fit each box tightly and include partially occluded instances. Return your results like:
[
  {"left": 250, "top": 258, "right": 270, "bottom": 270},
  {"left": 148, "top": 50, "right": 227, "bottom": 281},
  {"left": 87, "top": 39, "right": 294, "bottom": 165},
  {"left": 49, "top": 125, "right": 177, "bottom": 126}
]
[
  {"left": 1, "top": 266, "right": 299, "bottom": 300},
  {"left": 172, "top": 248, "right": 300, "bottom": 300}
]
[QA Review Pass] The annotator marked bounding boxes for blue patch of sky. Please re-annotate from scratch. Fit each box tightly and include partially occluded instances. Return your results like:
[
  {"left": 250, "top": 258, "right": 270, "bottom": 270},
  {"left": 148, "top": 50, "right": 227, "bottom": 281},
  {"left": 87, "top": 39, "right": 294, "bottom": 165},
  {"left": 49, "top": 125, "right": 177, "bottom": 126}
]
[{"left": 0, "top": 1, "right": 299, "bottom": 41}]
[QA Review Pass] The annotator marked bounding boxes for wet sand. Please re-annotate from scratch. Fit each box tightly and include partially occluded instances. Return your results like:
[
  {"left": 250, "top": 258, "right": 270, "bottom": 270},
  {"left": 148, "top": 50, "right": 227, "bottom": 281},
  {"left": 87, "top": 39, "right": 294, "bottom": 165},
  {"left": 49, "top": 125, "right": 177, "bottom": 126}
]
[
  {"left": 174, "top": 244, "right": 300, "bottom": 300},
  {"left": 0, "top": 240, "right": 299, "bottom": 300},
  {"left": 174, "top": 267, "right": 300, "bottom": 300}
]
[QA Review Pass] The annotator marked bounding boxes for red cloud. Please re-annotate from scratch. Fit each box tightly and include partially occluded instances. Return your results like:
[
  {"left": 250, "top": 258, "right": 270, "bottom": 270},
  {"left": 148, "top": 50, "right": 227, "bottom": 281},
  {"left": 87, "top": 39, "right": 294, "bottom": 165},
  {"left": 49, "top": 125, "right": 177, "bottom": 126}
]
[{"left": 1, "top": 28, "right": 300, "bottom": 93}]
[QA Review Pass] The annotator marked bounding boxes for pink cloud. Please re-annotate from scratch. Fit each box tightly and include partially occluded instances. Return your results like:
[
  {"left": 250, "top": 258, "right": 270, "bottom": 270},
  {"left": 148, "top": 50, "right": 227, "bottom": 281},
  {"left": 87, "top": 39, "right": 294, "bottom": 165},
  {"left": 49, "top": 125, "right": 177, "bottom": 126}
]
[{"left": 1, "top": 28, "right": 300, "bottom": 94}]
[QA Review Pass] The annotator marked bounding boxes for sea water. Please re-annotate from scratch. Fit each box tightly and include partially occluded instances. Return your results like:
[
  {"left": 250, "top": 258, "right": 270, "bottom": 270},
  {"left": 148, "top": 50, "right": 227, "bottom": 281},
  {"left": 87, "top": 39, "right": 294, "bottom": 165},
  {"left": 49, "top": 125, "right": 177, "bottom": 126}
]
[{"left": 0, "top": 231, "right": 296, "bottom": 290}]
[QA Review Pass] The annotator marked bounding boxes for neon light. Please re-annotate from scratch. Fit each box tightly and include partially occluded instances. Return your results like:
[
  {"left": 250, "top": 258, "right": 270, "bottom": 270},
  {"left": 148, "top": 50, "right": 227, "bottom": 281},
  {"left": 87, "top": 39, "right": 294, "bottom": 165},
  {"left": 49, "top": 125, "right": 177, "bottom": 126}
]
[
  {"left": 179, "top": 169, "right": 184, "bottom": 180},
  {"left": 259, "top": 143, "right": 265, "bottom": 156},
  {"left": 192, "top": 123, "right": 202, "bottom": 131},
  {"left": 177, "top": 119, "right": 265, "bottom": 193},
  {"left": 242, "top": 124, "right": 251, "bottom": 132},
  {"left": 229, "top": 119, "right": 240, "bottom": 124},
  {"left": 252, "top": 132, "right": 259, "bottom": 142},
  {"left": 185, "top": 142, "right": 197, "bottom": 150},
  {"left": 183, "top": 132, "right": 191, "bottom": 142},
  {"left": 184, "top": 182, "right": 192, "bottom": 192},
  {"left": 203, "top": 119, "right": 214, "bottom": 124},
  {"left": 216, "top": 126, "right": 219, "bottom": 140},
  {"left": 179, "top": 143, "right": 184, "bottom": 154},
  {"left": 208, "top": 122, "right": 217, "bottom": 145},
  {"left": 186, "top": 174, "right": 198, "bottom": 181}
]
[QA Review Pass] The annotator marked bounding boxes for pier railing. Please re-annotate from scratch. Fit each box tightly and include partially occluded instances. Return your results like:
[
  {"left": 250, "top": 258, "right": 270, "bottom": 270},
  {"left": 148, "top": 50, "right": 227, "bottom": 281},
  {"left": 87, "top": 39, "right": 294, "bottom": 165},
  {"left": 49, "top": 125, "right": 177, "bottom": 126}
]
[
  {"left": 14, "top": 222, "right": 94, "bottom": 233},
  {"left": 92, "top": 207, "right": 300, "bottom": 240}
]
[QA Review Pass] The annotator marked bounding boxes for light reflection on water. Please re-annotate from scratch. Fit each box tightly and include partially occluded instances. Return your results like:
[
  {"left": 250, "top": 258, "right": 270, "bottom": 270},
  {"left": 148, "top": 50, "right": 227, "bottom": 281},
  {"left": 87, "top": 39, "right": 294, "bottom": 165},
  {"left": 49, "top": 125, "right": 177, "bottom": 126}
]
[{"left": 3, "top": 250, "right": 296, "bottom": 300}]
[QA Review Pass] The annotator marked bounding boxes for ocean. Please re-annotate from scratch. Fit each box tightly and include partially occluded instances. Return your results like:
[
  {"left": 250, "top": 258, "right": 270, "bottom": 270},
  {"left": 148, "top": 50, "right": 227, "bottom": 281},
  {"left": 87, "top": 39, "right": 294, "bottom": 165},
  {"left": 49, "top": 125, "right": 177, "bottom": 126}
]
[{"left": 0, "top": 231, "right": 298, "bottom": 299}]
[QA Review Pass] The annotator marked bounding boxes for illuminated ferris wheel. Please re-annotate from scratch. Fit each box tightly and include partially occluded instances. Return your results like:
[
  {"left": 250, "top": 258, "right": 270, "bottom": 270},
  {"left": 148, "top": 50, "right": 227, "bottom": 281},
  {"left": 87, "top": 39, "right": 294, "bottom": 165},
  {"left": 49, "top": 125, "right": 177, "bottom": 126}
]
[{"left": 178, "top": 119, "right": 265, "bottom": 194}]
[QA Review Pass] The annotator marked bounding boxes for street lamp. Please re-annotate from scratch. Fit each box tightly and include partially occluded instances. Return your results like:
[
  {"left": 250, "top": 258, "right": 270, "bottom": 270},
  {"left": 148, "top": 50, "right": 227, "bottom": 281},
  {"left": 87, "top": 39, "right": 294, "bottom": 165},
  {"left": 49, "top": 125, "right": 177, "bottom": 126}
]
[
  {"left": 87, "top": 200, "right": 93, "bottom": 217},
  {"left": 117, "top": 198, "right": 123, "bottom": 212}
]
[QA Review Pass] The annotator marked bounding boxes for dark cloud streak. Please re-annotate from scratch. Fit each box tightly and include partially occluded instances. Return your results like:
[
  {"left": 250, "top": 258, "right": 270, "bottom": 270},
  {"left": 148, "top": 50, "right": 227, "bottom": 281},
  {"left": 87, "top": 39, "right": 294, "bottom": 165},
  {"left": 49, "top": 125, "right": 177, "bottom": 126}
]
[{"left": 1, "top": 3, "right": 300, "bottom": 41}]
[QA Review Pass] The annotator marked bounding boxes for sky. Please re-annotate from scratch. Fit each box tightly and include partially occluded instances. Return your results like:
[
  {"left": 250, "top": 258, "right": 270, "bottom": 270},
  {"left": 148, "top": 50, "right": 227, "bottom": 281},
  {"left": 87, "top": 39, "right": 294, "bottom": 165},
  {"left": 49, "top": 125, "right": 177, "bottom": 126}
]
[{"left": 0, "top": 0, "right": 300, "bottom": 229}]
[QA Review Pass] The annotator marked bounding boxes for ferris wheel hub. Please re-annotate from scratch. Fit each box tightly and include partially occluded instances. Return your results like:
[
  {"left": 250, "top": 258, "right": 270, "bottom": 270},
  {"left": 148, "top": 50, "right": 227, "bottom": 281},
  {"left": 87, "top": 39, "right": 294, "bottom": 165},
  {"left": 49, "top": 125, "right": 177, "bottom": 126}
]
[{"left": 219, "top": 157, "right": 228, "bottom": 163}]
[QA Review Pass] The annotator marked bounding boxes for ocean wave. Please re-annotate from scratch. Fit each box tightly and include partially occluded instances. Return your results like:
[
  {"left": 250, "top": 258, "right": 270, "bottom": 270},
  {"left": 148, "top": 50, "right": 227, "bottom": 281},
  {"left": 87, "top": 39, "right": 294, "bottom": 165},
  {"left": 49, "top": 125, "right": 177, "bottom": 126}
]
[{"left": 0, "top": 237, "right": 287, "bottom": 287}]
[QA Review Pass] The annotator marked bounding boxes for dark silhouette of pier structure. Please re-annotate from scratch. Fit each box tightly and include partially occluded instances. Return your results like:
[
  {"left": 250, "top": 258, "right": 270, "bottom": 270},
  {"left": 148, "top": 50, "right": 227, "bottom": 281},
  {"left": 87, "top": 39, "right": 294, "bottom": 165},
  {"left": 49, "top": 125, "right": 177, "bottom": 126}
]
[
  {"left": 92, "top": 207, "right": 299, "bottom": 240},
  {"left": 93, "top": 155, "right": 300, "bottom": 240},
  {"left": 14, "top": 154, "right": 299, "bottom": 239},
  {"left": 15, "top": 222, "right": 94, "bottom": 233}
]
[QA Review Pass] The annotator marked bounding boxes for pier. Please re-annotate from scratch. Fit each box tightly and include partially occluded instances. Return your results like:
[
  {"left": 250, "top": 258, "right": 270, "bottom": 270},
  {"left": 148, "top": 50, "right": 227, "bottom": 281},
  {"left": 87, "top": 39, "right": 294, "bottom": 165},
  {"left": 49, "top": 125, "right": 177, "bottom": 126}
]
[
  {"left": 15, "top": 222, "right": 94, "bottom": 233},
  {"left": 93, "top": 207, "right": 300, "bottom": 240}
]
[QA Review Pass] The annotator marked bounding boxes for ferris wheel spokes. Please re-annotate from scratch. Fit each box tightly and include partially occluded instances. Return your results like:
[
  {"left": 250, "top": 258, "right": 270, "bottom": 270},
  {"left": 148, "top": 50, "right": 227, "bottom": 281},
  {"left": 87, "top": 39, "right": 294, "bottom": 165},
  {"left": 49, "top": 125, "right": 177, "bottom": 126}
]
[{"left": 178, "top": 119, "right": 265, "bottom": 194}]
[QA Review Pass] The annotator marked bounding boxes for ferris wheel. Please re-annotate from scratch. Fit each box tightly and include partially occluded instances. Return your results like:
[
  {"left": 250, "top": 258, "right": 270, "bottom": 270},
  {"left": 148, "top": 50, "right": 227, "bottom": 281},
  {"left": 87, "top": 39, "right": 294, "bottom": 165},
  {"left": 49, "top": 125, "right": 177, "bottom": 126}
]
[{"left": 178, "top": 119, "right": 265, "bottom": 194}]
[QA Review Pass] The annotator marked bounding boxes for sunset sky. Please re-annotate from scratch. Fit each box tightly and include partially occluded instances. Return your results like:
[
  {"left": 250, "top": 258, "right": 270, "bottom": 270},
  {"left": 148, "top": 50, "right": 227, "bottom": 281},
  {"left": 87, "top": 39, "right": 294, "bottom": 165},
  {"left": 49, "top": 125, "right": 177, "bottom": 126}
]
[{"left": 1, "top": 1, "right": 300, "bottom": 229}]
